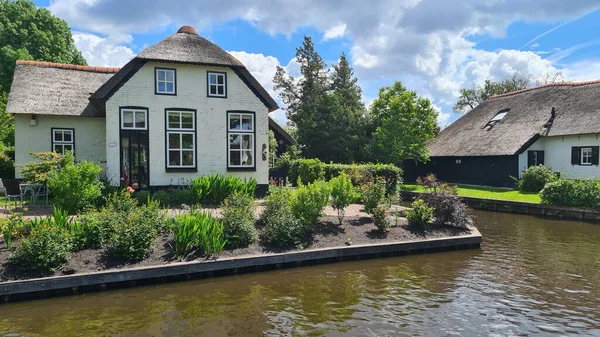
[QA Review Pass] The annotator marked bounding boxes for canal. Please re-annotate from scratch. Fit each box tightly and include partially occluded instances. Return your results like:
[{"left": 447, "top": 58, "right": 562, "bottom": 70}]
[{"left": 0, "top": 209, "right": 599, "bottom": 336}]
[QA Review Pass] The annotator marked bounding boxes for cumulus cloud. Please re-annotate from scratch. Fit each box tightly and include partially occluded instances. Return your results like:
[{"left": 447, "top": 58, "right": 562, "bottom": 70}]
[
  {"left": 72, "top": 32, "right": 136, "bottom": 67},
  {"left": 323, "top": 23, "right": 346, "bottom": 41}
]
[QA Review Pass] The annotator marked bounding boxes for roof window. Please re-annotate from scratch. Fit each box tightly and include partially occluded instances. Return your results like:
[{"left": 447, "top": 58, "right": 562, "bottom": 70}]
[{"left": 484, "top": 109, "right": 509, "bottom": 130}]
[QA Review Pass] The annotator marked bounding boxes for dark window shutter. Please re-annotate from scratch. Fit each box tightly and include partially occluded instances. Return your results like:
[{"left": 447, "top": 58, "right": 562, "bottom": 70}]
[
  {"left": 527, "top": 151, "right": 535, "bottom": 167},
  {"left": 592, "top": 146, "right": 599, "bottom": 165},
  {"left": 538, "top": 151, "right": 545, "bottom": 166},
  {"left": 571, "top": 147, "right": 580, "bottom": 165}
]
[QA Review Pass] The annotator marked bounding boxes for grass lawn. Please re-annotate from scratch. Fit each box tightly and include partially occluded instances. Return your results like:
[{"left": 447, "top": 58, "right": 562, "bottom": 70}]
[{"left": 401, "top": 184, "right": 542, "bottom": 203}]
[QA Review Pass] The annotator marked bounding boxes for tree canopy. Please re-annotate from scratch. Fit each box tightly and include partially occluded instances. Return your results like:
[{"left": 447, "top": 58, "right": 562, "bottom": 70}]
[
  {"left": 370, "top": 81, "right": 438, "bottom": 164},
  {"left": 0, "top": 0, "right": 86, "bottom": 148}
]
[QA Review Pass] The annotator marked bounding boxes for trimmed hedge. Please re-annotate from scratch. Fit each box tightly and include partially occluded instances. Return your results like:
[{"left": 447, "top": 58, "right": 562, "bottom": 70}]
[
  {"left": 541, "top": 179, "right": 600, "bottom": 210},
  {"left": 288, "top": 159, "right": 402, "bottom": 195}
]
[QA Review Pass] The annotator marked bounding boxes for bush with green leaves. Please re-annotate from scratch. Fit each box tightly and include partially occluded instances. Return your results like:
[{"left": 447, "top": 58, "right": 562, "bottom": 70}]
[
  {"left": 541, "top": 178, "right": 600, "bottom": 209},
  {"left": 168, "top": 209, "right": 227, "bottom": 259},
  {"left": 170, "top": 188, "right": 195, "bottom": 206},
  {"left": 20, "top": 151, "right": 75, "bottom": 184},
  {"left": 152, "top": 190, "right": 172, "bottom": 208},
  {"left": 11, "top": 222, "right": 72, "bottom": 272},
  {"left": 135, "top": 190, "right": 151, "bottom": 205},
  {"left": 47, "top": 160, "right": 103, "bottom": 214},
  {"left": 295, "top": 158, "right": 325, "bottom": 185},
  {"left": 71, "top": 214, "right": 106, "bottom": 250},
  {"left": 221, "top": 191, "right": 256, "bottom": 248},
  {"left": 518, "top": 165, "right": 558, "bottom": 193},
  {"left": 0, "top": 150, "right": 14, "bottom": 179},
  {"left": 260, "top": 185, "right": 305, "bottom": 249},
  {"left": 330, "top": 173, "right": 359, "bottom": 224},
  {"left": 406, "top": 199, "right": 434, "bottom": 229},
  {"left": 292, "top": 180, "right": 331, "bottom": 228},
  {"left": 361, "top": 179, "right": 387, "bottom": 214},
  {"left": 190, "top": 174, "right": 256, "bottom": 205},
  {"left": 372, "top": 204, "right": 390, "bottom": 232}
]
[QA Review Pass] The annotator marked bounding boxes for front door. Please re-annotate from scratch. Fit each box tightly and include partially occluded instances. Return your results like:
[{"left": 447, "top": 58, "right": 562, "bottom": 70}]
[{"left": 120, "top": 108, "right": 149, "bottom": 188}]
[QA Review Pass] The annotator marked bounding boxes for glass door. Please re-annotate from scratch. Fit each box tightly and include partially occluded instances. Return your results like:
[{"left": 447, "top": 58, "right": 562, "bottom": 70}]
[{"left": 120, "top": 131, "right": 149, "bottom": 188}]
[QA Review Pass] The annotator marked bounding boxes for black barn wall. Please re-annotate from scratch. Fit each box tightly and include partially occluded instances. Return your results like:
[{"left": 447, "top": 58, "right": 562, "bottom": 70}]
[{"left": 403, "top": 155, "right": 519, "bottom": 188}]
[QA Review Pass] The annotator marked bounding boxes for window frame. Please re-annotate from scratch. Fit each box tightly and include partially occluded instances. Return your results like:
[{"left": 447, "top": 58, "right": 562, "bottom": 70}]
[
  {"left": 207, "top": 71, "right": 227, "bottom": 98},
  {"left": 227, "top": 111, "right": 256, "bottom": 171},
  {"left": 51, "top": 128, "right": 75, "bottom": 155},
  {"left": 165, "top": 108, "right": 197, "bottom": 172},
  {"left": 581, "top": 147, "right": 593, "bottom": 166},
  {"left": 120, "top": 108, "right": 148, "bottom": 130},
  {"left": 155, "top": 67, "right": 177, "bottom": 96}
]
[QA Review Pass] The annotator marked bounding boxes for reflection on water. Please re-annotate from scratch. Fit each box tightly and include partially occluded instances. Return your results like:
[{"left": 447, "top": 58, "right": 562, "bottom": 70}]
[{"left": 1, "top": 210, "right": 599, "bottom": 336}]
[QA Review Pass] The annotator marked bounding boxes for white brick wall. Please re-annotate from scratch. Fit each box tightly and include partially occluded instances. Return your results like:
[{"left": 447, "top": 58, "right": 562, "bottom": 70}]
[
  {"left": 14, "top": 114, "right": 106, "bottom": 178},
  {"left": 105, "top": 62, "right": 270, "bottom": 186}
]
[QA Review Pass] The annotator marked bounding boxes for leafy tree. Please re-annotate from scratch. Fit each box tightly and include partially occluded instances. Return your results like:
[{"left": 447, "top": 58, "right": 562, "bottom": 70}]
[
  {"left": 454, "top": 72, "right": 565, "bottom": 113},
  {"left": 369, "top": 81, "right": 438, "bottom": 164},
  {"left": 0, "top": 0, "right": 86, "bottom": 148}
]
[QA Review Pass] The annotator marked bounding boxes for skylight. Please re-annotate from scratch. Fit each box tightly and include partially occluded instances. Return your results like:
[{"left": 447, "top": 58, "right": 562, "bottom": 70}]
[{"left": 491, "top": 111, "right": 508, "bottom": 121}]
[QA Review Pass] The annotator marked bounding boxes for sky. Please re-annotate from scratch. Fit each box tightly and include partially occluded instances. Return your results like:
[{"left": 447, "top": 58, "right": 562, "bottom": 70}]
[{"left": 36, "top": 0, "right": 600, "bottom": 126}]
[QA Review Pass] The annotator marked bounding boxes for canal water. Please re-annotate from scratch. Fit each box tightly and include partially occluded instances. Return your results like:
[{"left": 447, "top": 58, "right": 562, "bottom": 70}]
[{"left": 0, "top": 209, "right": 599, "bottom": 336}]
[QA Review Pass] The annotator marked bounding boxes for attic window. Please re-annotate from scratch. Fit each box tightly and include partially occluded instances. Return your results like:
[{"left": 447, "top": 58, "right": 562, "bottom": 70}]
[
  {"left": 484, "top": 109, "right": 509, "bottom": 130},
  {"left": 208, "top": 71, "right": 227, "bottom": 98},
  {"left": 155, "top": 68, "right": 176, "bottom": 95}
]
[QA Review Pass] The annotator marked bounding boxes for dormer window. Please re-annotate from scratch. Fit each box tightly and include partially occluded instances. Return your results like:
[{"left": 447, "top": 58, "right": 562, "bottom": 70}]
[
  {"left": 208, "top": 71, "right": 227, "bottom": 97},
  {"left": 484, "top": 109, "right": 509, "bottom": 130},
  {"left": 155, "top": 68, "right": 176, "bottom": 95}
]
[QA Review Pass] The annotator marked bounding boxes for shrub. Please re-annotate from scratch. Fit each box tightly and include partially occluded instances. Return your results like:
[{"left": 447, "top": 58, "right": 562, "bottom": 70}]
[
  {"left": 0, "top": 151, "right": 14, "bottom": 179},
  {"left": 190, "top": 174, "right": 256, "bottom": 205},
  {"left": 518, "top": 165, "right": 558, "bottom": 193},
  {"left": 11, "top": 223, "right": 72, "bottom": 272},
  {"left": 260, "top": 185, "right": 305, "bottom": 249},
  {"left": 361, "top": 179, "right": 387, "bottom": 214},
  {"left": 424, "top": 191, "right": 471, "bottom": 228},
  {"left": 296, "top": 158, "right": 325, "bottom": 185},
  {"left": 47, "top": 160, "right": 104, "bottom": 214},
  {"left": 21, "top": 151, "right": 74, "bottom": 184},
  {"left": 406, "top": 199, "right": 433, "bottom": 229},
  {"left": 292, "top": 180, "right": 331, "bottom": 228},
  {"left": 221, "top": 191, "right": 256, "bottom": 248},
  {"left": 170, "top": 188, "right": 194, "bottom": 206},
  {"left": 541, "top": 179, "right": 600, "bottom": 209},
  {"left": 152, "top": 190, "right": 172, "bottom": 208},
  {"left": 72, "top": 214, "right": 106, "bottom": 250},
  {"left": 135, "top": 190, "right": 151, "bottom": 205},
  {"left": 372, "top": 204, "right": 390, "bottom": 232},
  {"left": 329, "top": 173, "right": 358, "bottom": 224}
]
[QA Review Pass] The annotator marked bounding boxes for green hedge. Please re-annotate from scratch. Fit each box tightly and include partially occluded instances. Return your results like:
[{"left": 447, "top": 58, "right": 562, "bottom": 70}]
[
  {"left": 541, "top": 179, "right": 600, "bottom": 209},
  {"left": 288, "top": 159, "right": 402, "bottom": 195}
]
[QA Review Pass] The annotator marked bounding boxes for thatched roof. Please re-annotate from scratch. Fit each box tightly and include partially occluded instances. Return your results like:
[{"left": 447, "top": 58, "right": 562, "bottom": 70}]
[
  {"left": 430, "top": 80, "right": 600, "bottom": 157},
  {"left": 91, "top": 26, "right": 278, "bottom": 112},
  {"left": 6, "top": 61, "right": 118, "bottom": 117}
]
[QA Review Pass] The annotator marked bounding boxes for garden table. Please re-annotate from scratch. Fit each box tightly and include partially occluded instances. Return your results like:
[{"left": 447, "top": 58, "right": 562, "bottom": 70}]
[{"left": 19, "top": 183, "right": 48, "bottom": 206}]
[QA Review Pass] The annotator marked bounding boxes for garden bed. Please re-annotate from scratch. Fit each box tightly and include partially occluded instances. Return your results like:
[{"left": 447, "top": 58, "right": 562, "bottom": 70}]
[{"left": 0, "top": 204, "right": 472, "bottom": 283}]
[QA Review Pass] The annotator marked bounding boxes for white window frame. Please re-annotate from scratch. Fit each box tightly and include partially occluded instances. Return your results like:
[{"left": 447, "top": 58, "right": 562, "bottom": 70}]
[
  {"left": 227, "top": 112, "right": 254, "bottom": 168},
  {"left": 208, "top": 72, "right": 227, "bottom": 97},
  {"left": 121, "top": 109, "right": 147, "bottom": 130},
  {"left": 156, "top": 68, "right": 176, "bottom": 95},
  {"left": 581, "top": 147, "right": 593, "bottom": 165},
  {"left": 166, "top": 110, "right": 196, "bottom": 169},
  {"left": 52, "top": 129, "right": 74, "bottom": 154}
]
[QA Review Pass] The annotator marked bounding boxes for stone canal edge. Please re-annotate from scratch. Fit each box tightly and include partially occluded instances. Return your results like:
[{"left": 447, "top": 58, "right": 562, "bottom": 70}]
[{"left": 1, "top": 229, "right": 482, "bottom": 303}]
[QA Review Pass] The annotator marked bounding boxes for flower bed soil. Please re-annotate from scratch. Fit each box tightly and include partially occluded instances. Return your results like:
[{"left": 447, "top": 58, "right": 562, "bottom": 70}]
[{"left": 0, "top": 204, "right": 472, "bottom": 282}]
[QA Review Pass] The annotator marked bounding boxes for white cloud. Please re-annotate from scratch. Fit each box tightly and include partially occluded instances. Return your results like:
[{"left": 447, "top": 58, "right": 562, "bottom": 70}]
[
  {"left": 72, "top": 32, "right": 136, "bottom": 67},
  {"left": 323, "top": 23, "right": 346, "bottom": 41}
]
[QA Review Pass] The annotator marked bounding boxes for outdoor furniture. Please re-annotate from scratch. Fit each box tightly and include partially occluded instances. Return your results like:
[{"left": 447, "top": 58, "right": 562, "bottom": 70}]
[
  {"left": 3, "top": 179, "right": 25, "bottom": 208},
  {"left": 19, "top": 183, "right": 47, "bottom": 206},
  {"left": 0, "top": 179, "right": 7, "bottom": 212}
]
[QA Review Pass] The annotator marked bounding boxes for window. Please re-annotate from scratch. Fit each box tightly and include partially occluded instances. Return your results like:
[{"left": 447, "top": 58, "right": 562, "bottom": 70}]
[
  {"left": 484, "top": 109, "right": 509, "bottom": 130},
  {"left": 571, "top": 146, "right": 599, "bottom": 166},
  {"left": 527, "top": 150, "right": 544, "bottom": 167},
  {"left": 228, "top": 112, "right": 254, "bottom": 168},
  {"left": 208, "top": 71, "right": 227, "bottom": 97},
  {"left": 166, "top": 109, "right": 196, "bottom": 169},
  {"left": 121, "top": 109, "right": 147, "bottom": 130},
  {"left": 155, "top": 68, "right": 176, "bottom": 95},
  {"left": 581, "top": 147, "right": 593, "bottom": 165},
  {"left": 52, "top": 128, "right": 74, "bottom": 154},
  {"left": 455, "top": 159, "right": 462, "bottom": 164}
]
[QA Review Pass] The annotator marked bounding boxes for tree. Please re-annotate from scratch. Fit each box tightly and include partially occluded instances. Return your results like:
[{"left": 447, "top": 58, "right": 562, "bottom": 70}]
[
  {"left": 453, "top": 72, "right": 565, "bottom": 113},
  {"left": 0, "top": 0, "right": 86, "bottom": 148},
  {"left": 369, "top": 81, "right": 438, "bottom": 164}
]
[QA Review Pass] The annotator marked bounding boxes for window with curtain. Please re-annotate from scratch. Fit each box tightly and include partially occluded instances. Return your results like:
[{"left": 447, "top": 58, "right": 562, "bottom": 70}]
[{"left": 227, "top": 112, "right": 254, "bottom": 168}]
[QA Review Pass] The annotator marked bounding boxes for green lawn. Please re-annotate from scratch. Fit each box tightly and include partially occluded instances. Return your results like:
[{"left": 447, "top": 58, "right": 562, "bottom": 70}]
[{"left": 400, "top": 184, "right": 541, "bottom": 203}]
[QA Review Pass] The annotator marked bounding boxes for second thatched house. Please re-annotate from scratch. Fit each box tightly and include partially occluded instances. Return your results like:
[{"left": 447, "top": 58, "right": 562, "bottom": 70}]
[{"left": 404, "top": 81, "right": 600, "bottom": 187}]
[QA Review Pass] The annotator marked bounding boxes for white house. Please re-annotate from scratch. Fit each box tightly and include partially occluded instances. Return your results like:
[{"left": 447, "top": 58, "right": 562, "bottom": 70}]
[
  {"left": 404, "top": 81, "right": 600, "bottom": 187},
  {"left": 6, "top": 26, "right": 294, "bottom": 194}
]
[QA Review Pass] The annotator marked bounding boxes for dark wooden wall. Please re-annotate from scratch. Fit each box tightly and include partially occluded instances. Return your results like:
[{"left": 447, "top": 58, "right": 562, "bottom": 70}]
[{"left": 403, "top": 155, "right": 519, "bottom": 187}]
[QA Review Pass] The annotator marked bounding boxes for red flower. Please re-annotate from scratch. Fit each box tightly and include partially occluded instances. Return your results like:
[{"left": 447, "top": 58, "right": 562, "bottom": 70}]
[{"left": 126, "top": 186, "right": 135, "bottom": 193}]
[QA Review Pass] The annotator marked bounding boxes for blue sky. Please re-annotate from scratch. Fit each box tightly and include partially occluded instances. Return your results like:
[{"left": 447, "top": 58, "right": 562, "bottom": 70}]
[{"left": 37, "top": 1, "right": 600, "bottom": 126}]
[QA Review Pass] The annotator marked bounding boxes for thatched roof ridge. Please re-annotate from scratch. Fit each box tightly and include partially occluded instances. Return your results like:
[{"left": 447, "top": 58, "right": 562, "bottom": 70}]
[
  {"left": 7, "top": 63, "right": 115, "bottom": 117},
  {"left": 488, "top": 80, "right": 600, "bottom": 100},
  {"left": 430, "top": 81, "right": 600, "bottom": 157}
]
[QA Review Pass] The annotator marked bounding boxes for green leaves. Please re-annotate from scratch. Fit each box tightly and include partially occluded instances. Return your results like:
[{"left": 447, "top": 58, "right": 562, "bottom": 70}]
[
  {"left": 169, "top": 210, "right": 226, "bottom": 260},
  {"left": 190, "top": 174, "right": 256, "bottom": 205},
  {"left": 330, "top": 173, "right": 358, "bottom": 225}
]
